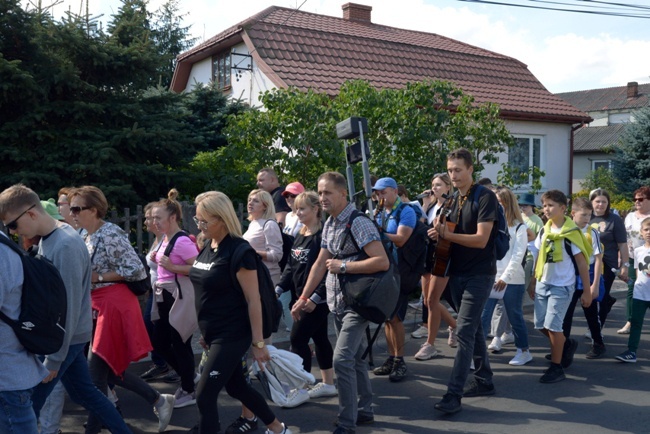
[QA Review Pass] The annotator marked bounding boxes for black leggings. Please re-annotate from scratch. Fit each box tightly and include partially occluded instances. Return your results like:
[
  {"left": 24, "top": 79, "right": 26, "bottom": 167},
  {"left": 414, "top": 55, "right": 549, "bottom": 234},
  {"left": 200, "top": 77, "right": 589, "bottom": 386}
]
[
  {"left": 290, "top": 303, "right": 333, "bottom": 372},
  {"left": 196, "top": 338, "right": 275, "bottom": 433},
  {"left": 599, "top": 266, "right": 617, "bottom": 327},
  {"left": 562, "top": 290, "right": 604, "bottom": 346},
  {"left": 152, "top": 289, "right": 196, "bottom": 393}
]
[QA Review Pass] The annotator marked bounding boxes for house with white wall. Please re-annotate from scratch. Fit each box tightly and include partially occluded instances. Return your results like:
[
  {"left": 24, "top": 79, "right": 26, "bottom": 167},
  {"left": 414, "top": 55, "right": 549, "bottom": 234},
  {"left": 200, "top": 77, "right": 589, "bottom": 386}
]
[
  {"left": 171, "top": 2, "right": 590, "bottom": 195},
  {"left": 557, "top": 82, "right": 650, "bottom": 193}
]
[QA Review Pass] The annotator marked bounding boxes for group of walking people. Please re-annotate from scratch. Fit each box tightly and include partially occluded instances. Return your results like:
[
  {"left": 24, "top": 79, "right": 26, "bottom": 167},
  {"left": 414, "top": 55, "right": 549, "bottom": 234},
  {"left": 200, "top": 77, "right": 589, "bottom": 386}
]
[{"left": 2, "top": 151, "right": 650, "bottom": 434}]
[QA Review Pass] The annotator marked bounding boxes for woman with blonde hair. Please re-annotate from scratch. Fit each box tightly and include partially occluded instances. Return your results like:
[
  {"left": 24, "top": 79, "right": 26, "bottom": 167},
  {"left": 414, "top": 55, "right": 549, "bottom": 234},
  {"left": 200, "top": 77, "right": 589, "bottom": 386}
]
[
  {"left": 244, "top": 189, "right": 284, "bottom": 285},
  {"left": 481, "top": 186, "right": 532, "bottom": 366},
  {"left": 188, "top": 191, "right": 292, "bottom": 434}
]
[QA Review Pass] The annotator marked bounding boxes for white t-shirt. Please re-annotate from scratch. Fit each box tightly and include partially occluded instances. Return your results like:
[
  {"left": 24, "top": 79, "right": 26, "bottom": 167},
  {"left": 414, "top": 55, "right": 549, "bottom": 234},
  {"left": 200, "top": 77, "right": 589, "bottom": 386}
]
[
  {"left": 534, "top": 226, "right": 581, "bottom": 287},
  {"left": 625, "top": 212, "right": 648, "bottom": 260},
  {"left": 633, "top": 245, "right": 650, "bottom": 301},
  {"left": 582, "top": 225, "right": 603, "bottom": 266},
  {"left": 283, "top": 212, "right": 303, "bottom": 237}
]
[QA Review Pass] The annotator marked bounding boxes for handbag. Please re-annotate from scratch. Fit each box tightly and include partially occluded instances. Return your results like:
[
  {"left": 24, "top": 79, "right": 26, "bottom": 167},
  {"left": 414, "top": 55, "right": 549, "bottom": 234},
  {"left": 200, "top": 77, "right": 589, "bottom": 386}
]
[{"left": 335, "top": 210, "right": 400, "bottom": 324}]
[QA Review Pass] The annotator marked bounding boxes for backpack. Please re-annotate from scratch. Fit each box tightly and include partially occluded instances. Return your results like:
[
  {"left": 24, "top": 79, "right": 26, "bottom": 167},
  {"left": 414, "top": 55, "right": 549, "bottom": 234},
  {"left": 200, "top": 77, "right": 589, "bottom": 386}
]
[
  {"left": 392, "top": 203, "right": 429, "bottom": 294},
  {"left": 472, "top": 185, "right": 509, "bottom": 260},
  {"left": 230, "top": 241, "right": 282, "bottom": 339},
  {"left": 264, "top": 219, "right": 293, "bottom": 272},
  {"left": 0, "top": 235, "right": 67, "bottom": 355}
]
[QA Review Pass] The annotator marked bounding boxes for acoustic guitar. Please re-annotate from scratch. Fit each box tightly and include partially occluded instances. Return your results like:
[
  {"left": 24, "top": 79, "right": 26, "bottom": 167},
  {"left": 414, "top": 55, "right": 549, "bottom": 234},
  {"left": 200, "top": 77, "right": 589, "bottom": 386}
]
[{"left": 432, "top": 194, "right": 456, "bottom": 277}]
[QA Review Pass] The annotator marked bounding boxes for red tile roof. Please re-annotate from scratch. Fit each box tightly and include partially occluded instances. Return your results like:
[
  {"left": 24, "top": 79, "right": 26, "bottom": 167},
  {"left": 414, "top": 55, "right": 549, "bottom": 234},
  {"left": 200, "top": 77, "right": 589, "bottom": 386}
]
[
  {"left": 173, "top": 5, "right": 590, "bottom": 124},
  {"left": 557, "top": 83, "right": 650, "bottom": 113}
]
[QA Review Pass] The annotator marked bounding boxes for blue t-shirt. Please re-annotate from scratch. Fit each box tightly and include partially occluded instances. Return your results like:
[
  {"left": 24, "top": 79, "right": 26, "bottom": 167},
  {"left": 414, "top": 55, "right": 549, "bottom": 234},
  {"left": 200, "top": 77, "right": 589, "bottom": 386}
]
[{"left": 378, "top": 202, "right": 417, "bottom": 235}]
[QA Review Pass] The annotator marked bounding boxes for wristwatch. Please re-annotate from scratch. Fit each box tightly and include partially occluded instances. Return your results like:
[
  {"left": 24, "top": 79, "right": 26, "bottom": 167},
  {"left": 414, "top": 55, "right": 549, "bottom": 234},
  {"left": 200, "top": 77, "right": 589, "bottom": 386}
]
[
  {"left": 252, "top": 341, "right": 265, "bottom": 349},
  {"left": 98, "top": 274, "right": 104, "bottom": 282},
  {"left": 339, "top": 262, "right": 347, "bottom": 274}
]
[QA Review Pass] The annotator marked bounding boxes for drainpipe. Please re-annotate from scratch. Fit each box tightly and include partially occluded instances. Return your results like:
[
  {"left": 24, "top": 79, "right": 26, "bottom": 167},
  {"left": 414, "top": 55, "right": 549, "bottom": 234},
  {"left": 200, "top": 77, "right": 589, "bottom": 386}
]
[{"left": 569, "top": 123, "right": 584, "bottom": 197}]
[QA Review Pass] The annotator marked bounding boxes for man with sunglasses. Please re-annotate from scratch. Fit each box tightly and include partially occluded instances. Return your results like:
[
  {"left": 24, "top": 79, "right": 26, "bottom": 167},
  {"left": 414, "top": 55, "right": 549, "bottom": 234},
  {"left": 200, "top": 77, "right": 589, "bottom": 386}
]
[{"left": 0, "top": 184, "right": 131, "bottom": 433}]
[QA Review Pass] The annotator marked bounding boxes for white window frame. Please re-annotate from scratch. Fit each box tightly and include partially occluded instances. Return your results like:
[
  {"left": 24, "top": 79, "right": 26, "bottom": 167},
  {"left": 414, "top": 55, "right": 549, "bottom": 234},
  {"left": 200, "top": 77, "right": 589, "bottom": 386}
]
[
  {"left": 507, "top": 135, "right": 545, "bottom": 188},
  {"left": 592, "top": 160, "right": 612, "bottom": 171}
]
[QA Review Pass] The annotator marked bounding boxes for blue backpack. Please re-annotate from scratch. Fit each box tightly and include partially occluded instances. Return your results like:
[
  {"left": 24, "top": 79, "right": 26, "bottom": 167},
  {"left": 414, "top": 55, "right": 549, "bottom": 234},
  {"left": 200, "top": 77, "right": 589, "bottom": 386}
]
[{"left": 473, "top": 185, "right": 510, "bottom": 260}]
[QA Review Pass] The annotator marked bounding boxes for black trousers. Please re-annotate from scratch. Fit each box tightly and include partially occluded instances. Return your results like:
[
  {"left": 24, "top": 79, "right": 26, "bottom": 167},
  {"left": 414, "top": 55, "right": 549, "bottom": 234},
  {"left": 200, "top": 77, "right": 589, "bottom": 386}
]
[
  {"left": 290, "top": 302, "right": 333, "bottom": 372},
  {"left": 562, "top": 290, "right": 604, "bottom": 346}
]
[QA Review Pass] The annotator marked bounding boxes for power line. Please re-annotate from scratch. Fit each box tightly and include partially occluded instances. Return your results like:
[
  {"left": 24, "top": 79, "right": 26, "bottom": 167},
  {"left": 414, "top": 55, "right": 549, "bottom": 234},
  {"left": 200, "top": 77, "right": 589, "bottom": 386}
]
[{"left": 456, "top": 0, "right": 650, "bottom": 18}]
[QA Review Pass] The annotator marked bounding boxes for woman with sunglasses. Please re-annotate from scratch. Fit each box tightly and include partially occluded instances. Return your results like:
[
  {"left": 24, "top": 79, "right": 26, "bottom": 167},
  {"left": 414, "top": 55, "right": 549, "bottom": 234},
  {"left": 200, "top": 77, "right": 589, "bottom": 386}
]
[
  {"left": 589, "top": 188, "right": 629, "bottom": 333},
  {"left": 621, "top": 186, "right": 650, "bottom": 334},
  {"left": 68, "top": 186, "right": 175, "bottom": 433}
]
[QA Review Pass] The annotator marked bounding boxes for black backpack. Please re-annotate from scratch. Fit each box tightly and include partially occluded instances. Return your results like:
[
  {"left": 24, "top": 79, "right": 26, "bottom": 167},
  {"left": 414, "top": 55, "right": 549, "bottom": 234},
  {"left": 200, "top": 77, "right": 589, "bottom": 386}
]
[
  {"left": 264, "top": 219, "right": 293, "bottom": 272},
  {"left": 472, "top": 185, "right": 510, "bottom": 260},
  {"left": 230, "top": 241, "right": 282, "bottom": 339},
  {"left": 0, "top": 235, "right": 67, "bottom": 355},
  {"left": 392, "top": 203, "right": 429, "bottom": 294}
]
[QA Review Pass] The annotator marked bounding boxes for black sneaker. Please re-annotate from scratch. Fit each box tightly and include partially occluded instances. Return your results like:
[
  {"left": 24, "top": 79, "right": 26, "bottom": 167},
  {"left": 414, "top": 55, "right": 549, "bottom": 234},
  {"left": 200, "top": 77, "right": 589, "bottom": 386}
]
[
  {"left": 225, "top": 416, "right": 258, "bottom": 434},
  {"left": 389, "top": 358, "right": 407, "bottom": 382},
  {"left": 373, "top": 357, "right": 394, "bottom": 376},
  {"left": 434, "top": 393, "right": 462, "bottom": 414},
  {"left": 463, "top": 379, "right": 496, "bottom": 397},
  {"left": 333, "top": 426, "right": 356, "bottom": 434},
  {"left": 356, "top": 413, "right": 374, "bottom": 425},
  {"left": 140, "top": 364, "right": 170, "bottom": 381},
  {"left": 585, "top": 344, "right": 607, "bottom": 359},
  {"left": 540, "top": 364, "right": 566, "bottom": 383},
  {"left": 544, "top": 353, "right": 551, "bottom": 361},
  {"left": 162, "top": 370, "right": 181, "bottom": 383},
  {"left": 561, "top": 338, "right": 579, "bottom": 368}
]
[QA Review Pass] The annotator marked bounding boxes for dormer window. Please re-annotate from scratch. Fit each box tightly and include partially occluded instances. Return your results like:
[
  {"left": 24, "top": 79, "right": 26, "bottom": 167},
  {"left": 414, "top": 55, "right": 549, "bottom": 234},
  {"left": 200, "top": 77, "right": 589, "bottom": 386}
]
[{"left": 212, "top": 52, "right": 231, "bottom": 90}]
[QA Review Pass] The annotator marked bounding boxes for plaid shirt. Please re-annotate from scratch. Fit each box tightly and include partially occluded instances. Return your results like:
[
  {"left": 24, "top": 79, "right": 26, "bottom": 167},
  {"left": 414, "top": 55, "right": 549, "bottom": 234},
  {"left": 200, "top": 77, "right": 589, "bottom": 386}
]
[{"left": 321, "top": 202, "right": 381, "bottom": 314}]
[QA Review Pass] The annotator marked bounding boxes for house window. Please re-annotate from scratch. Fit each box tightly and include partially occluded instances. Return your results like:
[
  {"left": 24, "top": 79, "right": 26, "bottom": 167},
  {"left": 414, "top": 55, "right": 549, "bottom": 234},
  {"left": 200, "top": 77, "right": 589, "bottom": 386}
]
[
  {"left": 592, "top": 160, "right": 611, "bottom": 171},
  {"left": 212, "top": 52, "right": 231, "bottom": 90},
  {"left": 508, "top": 136, "right": 542, "bottom": 186}
]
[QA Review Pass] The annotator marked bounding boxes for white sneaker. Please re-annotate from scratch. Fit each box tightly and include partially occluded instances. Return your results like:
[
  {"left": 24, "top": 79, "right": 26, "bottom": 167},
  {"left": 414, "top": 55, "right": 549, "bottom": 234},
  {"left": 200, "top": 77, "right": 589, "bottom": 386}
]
[
  {"left": 307, "top": 382, "right": 338, "bottom": 398},
  {"left": 447, "top": 326, "right": 457, "bottom": 348},
  {"left": 488, "top": 337, "right": 502, "bottom": 352},
  {"left": 153, "top": 394, "right": 175, "bottom": 432},
  {"left": 173, "top": 389, "right": 196, "bottom": 408},
  {"left": 508, "top": 349, "right": 533, "bottom": 366},
  {"left": 500, "top": 332, "right": 515, "bottom": 345},
  {"left": 414, "top": 343, "right": 439, "bottom": 360},
  {"left": 282, "top": 389, "right": 309, "bottom": 408},
  {"left": 265, "top": 423, "right": 293, "bottom": 434},
  {"left": 411, "top": 325, "right": 428, "bottom": 339}
]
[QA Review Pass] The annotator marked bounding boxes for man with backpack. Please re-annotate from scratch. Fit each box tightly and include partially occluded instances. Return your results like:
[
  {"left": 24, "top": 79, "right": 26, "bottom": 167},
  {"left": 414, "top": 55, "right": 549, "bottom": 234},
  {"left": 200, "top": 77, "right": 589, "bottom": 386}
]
[
  {"left": 0, "top": 185, "right": 132, "bottom": 433},
  {"left": 432, "top": 149, "right": 499, "bottom": 414},
  {"left": 371, "top": 177, "right": 418, "bottom": 382},
  {"left": 291, "top": 172, "right": 390, "bottom": 434}
]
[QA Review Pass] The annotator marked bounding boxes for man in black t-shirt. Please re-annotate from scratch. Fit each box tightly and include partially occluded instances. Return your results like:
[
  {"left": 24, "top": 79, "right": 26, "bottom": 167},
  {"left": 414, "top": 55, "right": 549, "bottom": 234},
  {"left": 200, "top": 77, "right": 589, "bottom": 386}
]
[
  {"left": 433, "top": 149, "right": 498, "bottom": 414},
  {"left": 257, "top": 168, "right": 292, "bottom": 228}
]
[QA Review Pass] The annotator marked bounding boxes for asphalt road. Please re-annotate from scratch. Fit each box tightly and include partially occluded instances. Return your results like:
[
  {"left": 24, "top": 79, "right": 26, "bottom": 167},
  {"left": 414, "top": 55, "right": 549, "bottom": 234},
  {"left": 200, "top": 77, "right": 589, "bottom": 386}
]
[{"left": 58, "top": 282, "right": 650, "bottom": 434}]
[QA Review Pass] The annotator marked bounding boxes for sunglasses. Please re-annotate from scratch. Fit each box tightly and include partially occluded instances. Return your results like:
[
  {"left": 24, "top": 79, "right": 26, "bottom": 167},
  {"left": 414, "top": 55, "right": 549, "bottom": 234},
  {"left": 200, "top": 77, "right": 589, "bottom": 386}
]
[
  {"left": 5, "top": 204, "right": 36, "bottom": 231},
  {"left": 69, "top": 206, "right": 92, "bottom": 214},
  {"left": 285, "top": 193, "right": 297, "bottom": 199},
  {"left": 634, "top": 197, "right": 647, "bottom": 202}
]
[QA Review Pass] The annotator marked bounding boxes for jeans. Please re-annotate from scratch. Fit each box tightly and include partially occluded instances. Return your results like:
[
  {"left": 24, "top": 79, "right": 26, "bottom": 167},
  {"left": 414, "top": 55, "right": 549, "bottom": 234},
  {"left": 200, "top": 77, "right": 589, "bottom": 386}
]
[
  {"left": 333, "top": 310, "right": 373, "bottom": 430},
  {"left": 279, "top": 290, "right": 294, "bottom": 330},
  {"left": 0, "top": 389, "right": 39, "bottom": 434},
  {"left": 31, "top": 343, "right": 131, "bottom": 434},
  {"left": 447, "top": 274, "right": 495, "bottom": 396},
  {"left": 482, "top": 284, "right": 529, "bottom": 349},
  {"left": 38, "top": 381, "right": 65, "bottom": 434}
]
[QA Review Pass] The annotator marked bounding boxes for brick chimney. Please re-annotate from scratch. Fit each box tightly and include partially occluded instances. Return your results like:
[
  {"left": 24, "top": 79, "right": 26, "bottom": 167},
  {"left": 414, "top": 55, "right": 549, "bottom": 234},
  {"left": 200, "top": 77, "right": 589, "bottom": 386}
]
[
  {"left": 342, "top": 3, "right": 372, "bottom": 23},
  {"left": 627, "top": 81, "right": 639, "bottom": 99}
]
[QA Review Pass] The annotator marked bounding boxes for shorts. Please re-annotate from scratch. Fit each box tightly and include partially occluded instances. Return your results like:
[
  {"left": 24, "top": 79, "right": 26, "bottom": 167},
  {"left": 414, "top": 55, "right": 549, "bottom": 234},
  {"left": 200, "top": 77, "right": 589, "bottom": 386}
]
[
  {"left": 534, "top": 282, "right": 574, "bottom": 332},
  {"left": 389, "top": 293, "right": 409, "bottom": 322}
]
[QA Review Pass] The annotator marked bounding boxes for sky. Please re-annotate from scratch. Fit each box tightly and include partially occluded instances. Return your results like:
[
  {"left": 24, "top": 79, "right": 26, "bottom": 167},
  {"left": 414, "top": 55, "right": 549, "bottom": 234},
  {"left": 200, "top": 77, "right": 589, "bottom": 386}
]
[{"left": 39, "top": 0, "right": 650, "bottom": 93}]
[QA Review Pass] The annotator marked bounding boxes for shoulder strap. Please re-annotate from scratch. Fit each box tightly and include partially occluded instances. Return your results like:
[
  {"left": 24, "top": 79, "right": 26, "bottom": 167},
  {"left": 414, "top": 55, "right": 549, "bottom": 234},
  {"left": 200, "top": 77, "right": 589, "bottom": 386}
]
[
  {"left": 164, "top": 231, "right": 189, "bottom": 257},
  {"left": 393, "top": 202, "right": 408, "bottom": 223},
  {"left": 336, "top": 210, "right": 364, "bottom": 258}
]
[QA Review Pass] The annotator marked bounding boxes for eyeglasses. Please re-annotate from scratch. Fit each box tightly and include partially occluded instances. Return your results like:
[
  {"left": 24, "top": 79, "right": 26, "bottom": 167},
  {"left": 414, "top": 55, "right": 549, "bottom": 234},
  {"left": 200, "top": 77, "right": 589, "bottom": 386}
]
[
  {"left": 5, "top": 204, "right": 36, "bottom": 231},
  {"left": 69, "top": 206, "right": 91, "bottom": 215},
  {"left": 193, "top": 216, "right": 218, "bottom": 229},
  {"left": 634, "top": 197, "right": 647, "bottom": 202}
]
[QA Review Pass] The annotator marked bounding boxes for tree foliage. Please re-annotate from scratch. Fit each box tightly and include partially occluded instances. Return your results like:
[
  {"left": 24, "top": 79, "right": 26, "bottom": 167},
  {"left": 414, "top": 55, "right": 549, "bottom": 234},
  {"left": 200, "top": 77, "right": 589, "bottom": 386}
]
[
  {"left": 195, "top": 80, "right": 513, "bottom": 205},
  {"left": 612, "top": 107, "right": 650, "bottom": 196}
]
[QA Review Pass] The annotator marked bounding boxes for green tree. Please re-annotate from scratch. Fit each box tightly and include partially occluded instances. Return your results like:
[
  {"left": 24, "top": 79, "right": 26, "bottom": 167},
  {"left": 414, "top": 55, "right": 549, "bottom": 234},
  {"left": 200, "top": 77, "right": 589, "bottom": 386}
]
[{"left": 613, "top": 107, "right": 650, "bottom": 195}]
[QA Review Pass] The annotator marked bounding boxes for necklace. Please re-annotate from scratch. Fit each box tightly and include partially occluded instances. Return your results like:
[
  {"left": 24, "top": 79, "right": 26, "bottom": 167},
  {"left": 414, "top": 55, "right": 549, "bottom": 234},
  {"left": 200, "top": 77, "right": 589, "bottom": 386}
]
[{"left": 456, "top": 183, "right": 475, "bottom": 220}]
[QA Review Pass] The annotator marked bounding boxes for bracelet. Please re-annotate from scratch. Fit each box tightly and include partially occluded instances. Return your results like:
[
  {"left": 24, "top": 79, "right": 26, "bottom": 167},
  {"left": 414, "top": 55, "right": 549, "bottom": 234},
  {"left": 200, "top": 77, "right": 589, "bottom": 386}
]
[{"left": 299, "top": 295, "right": 309, "bottom": 302}]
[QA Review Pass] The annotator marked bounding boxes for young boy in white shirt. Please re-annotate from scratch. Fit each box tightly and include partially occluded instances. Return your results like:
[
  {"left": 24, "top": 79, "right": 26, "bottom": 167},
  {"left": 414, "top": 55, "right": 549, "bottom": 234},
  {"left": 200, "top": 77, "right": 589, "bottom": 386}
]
[
  {"left": 616, "top": 217, "right": 650, "bottom": 363},
  {"left": 529, "top": 190, "right": 592, "bottom": 383}
]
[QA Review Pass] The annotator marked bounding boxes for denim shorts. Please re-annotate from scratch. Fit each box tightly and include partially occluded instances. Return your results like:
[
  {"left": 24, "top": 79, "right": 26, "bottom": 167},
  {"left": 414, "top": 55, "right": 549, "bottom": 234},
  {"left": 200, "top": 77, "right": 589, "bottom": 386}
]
[{"left": 534, "top": 282, "right": 575, "bottom": 332}]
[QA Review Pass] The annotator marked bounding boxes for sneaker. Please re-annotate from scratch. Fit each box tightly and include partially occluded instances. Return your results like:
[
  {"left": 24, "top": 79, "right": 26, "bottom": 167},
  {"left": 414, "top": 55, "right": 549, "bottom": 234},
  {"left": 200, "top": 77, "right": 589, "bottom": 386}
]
[
  {"left": 509, "top": 349, "right": 533, "bottom": 366},
  {"left": 488, "top": 337, "right": 502, "bottom": 352},
  {"left": 410, "top": 325, "right": 428, "bottom": 339},
  {"left": 173, "top": 389, "right": 196, "bottom": 408},
  {"left": 584, "top": 330, "right": 592, "bottom": 339},
  {"left": 617, "top": 323, "right": 631, "bottom": 334},
  {"left": 615, "top": 350, "right": 637, "bottom": 363},
  {"left": 500, "top": 332, "right": 515, "bottom": 345},
  {"left": 225, "top": 416, "right": 258, "bottom": 434},
  {"left": 373, "top": 357, "right": 394, "bottom": 376},
  {"left": 333, "top": 426, "right": 355, "bottom": 434},
  {"left": 308, "top": 382, "right": 338, "bottom": 398},
  {"left": 356, "top": 413, "right": 374, "bottom": 425},
  {"left": 561, "top": 338, "right": 578, "bottom": 368},
  {"left": 162, "top": 370, "right": 181, "bottom": 383},
  {"left": 586, "top": 344, "right": 607, "bottom": 359},
  {"left": 447, "top": 326, "right": 457, "bottom": 348},
  {"left": 408, "top": 300, "right": 423, "bottom": 310},
  {"left": 463, "top": 378, "right": 495, "bottom": 397},
  {"left": 539, "top": 364, "right": 566, "bottom": 383},
  {"left": 434, "top": 393, "right": 462, "bottom": 414},
  {"left": 141, "top": 364, "right": 170, "bottom": 381},
  {"left": 414, "top": 343, "right": 439, "bottom": 360},
  {"left": 153, "top": 394, "right": 175, "bottom": 432},
  {"left": 282, "top": 389, "right": 309, "bottom": 408},
  {"left": 264, "top": 422, "right": 292, "bottom": 434},
  {"left": 389, "top": 358, "right": 407, "bottom": 382}
]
